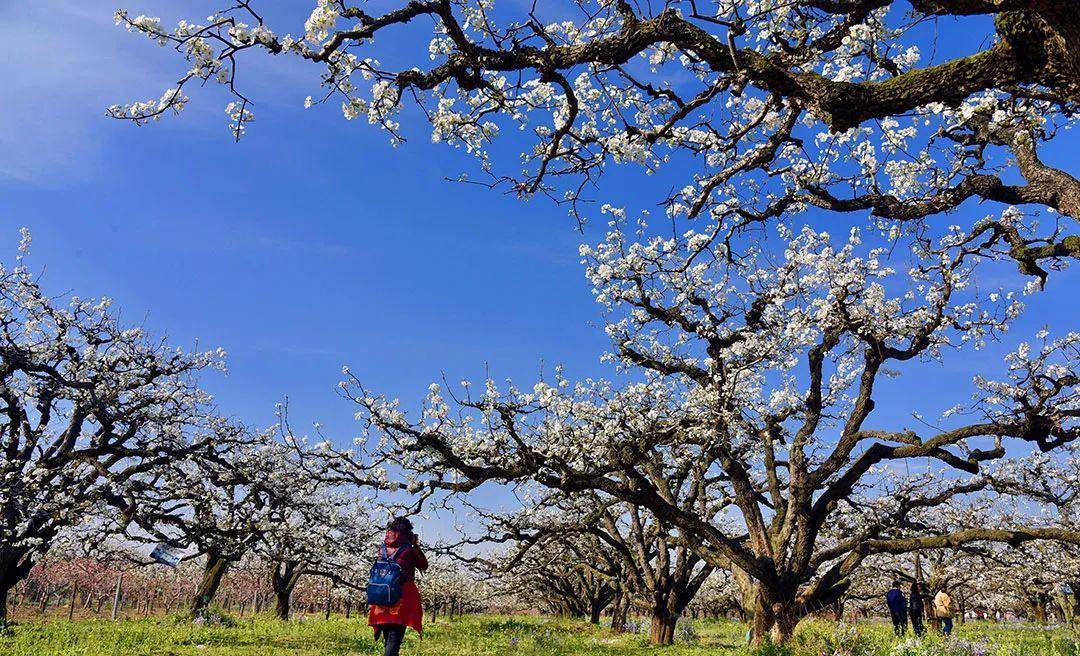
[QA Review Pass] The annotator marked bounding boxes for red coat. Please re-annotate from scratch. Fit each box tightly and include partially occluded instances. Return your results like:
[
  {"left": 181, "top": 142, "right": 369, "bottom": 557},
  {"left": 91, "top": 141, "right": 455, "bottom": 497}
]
[
  {"left": 369, "top": 542, "right": 427, "bottom": 636},
  {"left": 389, "top": 544, "right": 428, "bottom": 584},
  {"left": 369, "top": 581, "right": 423, "bottom": 636}
]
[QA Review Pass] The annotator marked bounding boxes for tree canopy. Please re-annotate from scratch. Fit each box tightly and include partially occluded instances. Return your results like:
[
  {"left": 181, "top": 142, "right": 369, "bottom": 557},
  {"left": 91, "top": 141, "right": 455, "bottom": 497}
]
[{"left": 32, "top": 0, "right": 1080, "bottom": 643}]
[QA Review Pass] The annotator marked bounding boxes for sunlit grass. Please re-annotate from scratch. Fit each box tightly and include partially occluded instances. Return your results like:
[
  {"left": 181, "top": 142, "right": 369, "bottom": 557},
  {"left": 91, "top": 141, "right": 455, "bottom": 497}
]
[{"left": 0, "top": 614, "right": 1076, "bottom": 656}]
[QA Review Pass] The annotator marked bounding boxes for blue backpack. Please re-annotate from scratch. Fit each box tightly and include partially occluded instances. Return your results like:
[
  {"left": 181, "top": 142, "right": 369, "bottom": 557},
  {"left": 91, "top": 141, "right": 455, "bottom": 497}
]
[{"left": 366, "top": 544, "right": 409, "bottom": 606}]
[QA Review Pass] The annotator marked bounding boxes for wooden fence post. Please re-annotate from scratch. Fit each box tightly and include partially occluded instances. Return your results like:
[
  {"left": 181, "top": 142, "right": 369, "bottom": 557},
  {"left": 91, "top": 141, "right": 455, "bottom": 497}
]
[
  {"left": 68, "top": 584, "right": 78, "bottom": 621},
  {"left": 111, "top": 574, "right": 124, "bottom": 622}
]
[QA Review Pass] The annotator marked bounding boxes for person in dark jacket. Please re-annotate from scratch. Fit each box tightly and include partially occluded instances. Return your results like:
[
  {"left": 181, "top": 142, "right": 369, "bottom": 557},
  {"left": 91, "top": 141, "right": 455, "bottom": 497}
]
[
  {"left": 909, "top": 581, "right": 926, "bottom": 636},
  {"left": 369, "top": 517, "right": 429, "bottom": 656},
  {"left": 886, "top": 580, "right": 908, "bottom": 636}
]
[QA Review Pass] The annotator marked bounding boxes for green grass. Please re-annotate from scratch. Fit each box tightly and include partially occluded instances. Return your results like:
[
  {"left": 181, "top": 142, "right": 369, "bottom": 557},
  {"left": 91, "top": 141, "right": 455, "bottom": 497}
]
[{"left": 0, "top": 614, "right": 1076, "bottom": 656}]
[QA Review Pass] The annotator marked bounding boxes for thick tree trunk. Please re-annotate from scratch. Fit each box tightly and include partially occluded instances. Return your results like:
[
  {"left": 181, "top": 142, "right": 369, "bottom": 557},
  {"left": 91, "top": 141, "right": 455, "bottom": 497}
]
[
  {"left": 769, "top": 613, "right": 799, "bottom": 645},
  {"left": 748, "top": 587, "right": 801, "bottom": 646},
  {"left": 588, "top": 588, "right": 611, "bottom": 625},
  {"left": 191, "top": 553, "right": 230, "bottom": 614},
  {"left": 1061, "top": 583, "right": 1079, "bottom": 624},
  {"left": 274, "top": 587, "right": 294, "bottom": 620},
  {"left": 589, "top": 603, "right": 603, "bottom": 625},
  {"left": 1031, "top": 596, "right": 1048, "bottom": 623},
  {"left": 0, "top": 582, "right": 11, "bottom": 626},
  {"left": 271, "top": 561, "right": 304, "bottom": 621},
  {"left": 0, "top": 548, "right": 37, "bottom": 626},
  {"left": 610, "top": 591, "right": 629, "bottom": 633},
  {"left": 733, "top": 567, "right": 757, "bottom": 625},
  {"left": 649, "top": 609, "right": 677, "bottom": 645}
]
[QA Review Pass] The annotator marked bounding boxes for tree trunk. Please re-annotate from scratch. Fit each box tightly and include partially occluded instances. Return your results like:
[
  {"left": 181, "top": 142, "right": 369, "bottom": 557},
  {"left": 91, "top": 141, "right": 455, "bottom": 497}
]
[
  {"left": 733, "top": 567, "right": 757, "bottom": 625},
  {"left": 68, "top": 584, "right": 77, "bottom": 621},
  {"left": 649, "top": 607, "right": 677, "bottom": 645},
  {"left": 748, "top": 587, "right": 801, "bottom": 646},
  {"left": 610, "top": 591, "right": 629, "bottom": 634},
  {"left": 589, "top": 599, "right": 604, "bottom": 625},
  {"left": 0, "top": 582, "right": 10, "bottom": 626},
  {"left": 830, "top": 599, "right": 844, "bottom": 622},
  {"left": 191, "top": 553, "right": 230, "bottom": 614},
  {"left": 271, "top": 561, "right": 305, "bottom": 621},
  {"left": 274, "top": 587, "right": 292, "bottom": 621},
  {"left": 1061, "top": 583, "right": 1079, "bottom": 624},
  {"left": 769, "top": 613, "right": 799, "bottom": 645},
  {"left": 1032, "top": 596, "right": 1048, "bottom": 623},
  {"left": 0, "top": 548, "right": 37, "bottom": 626}
]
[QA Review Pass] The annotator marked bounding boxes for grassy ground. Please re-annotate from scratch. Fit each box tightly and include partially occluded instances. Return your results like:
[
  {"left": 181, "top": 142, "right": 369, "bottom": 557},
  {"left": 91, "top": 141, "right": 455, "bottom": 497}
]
[{"left": 0, "top": 614, "right": 1077, "bottom": 656}]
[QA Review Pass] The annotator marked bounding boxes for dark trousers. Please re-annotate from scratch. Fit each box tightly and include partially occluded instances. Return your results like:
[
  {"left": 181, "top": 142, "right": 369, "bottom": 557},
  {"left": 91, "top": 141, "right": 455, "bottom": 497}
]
[
  {"left": 941, "top": 617, "right": 953, "bottom": 636},
  {"left": 379, "top": 624, "right": 406, "bottom": 656},
  {"left": 910, "top": 611, "right": 925, "bottom": 636},
  {"left": 890, "top": 610, "right": 907, "bottom": 636}
]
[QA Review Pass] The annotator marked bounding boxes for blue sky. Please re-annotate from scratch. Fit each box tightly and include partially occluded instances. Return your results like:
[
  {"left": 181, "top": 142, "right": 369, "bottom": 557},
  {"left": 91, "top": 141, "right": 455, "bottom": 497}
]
[
  {"left": 1, "top": 1, "right": 609, "bottom": 429},
  {"left": 2, "top": 2, "right": 1077, "bottom": 533}
]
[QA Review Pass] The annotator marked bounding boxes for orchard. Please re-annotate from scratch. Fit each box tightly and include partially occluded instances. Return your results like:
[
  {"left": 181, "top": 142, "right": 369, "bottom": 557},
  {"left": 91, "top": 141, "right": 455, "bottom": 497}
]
[{"left": 1, "top": 1, "right": 1079, "bottom": 655}]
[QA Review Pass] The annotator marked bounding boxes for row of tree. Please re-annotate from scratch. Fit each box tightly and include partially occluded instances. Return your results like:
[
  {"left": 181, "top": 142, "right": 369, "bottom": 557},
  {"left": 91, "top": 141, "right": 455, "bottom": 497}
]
[
  {"left": 0, "top": 239, "right": 387, "bottom": 623},
  {"left": 451, "top": 491, "right": 1079, "bottom": 644},
  {"left": 0, "top": 230, "right": 1077, "bottom": 642},
  {"left": 11, "top": 0, "right": 1080, "bottom": 645},
  {"left": 6, "top": 550, "right": 492, "bottom": 624}
]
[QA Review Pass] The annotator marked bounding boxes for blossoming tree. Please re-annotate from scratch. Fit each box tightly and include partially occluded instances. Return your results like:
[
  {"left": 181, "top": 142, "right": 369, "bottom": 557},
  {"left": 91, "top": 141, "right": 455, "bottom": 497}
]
[
  {"left": 117, "top": 424, "right": 299, "bottom": 614},
  {"left": 110, "top": 1, "right": 1080, "bottom": 644},
  {"left": 257, "top": 490, "right": 373, "bottom": 621},
  {"left": 494, "top": 529, "right": 620, "bottom": 623},
  {"left": 114, "top": 0, "right": 1077, "bottom": 281},
  {"left": 339, "top": 222, "right": 1077, "bottom": 643},
  {"left": 473, "top": 488, "right": 716, "bottom": 643},
  {"left": 0, "top": 237, "right": 225, "bottom": 624}
]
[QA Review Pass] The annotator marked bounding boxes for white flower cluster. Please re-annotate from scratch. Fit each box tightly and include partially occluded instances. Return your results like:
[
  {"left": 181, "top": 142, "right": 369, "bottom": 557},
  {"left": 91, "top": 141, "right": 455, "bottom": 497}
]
[
  {"left": 304, "top": 1, "right": 339, "bottom": 43},
  {"left": 107, "top": 88, "right": 189, "bottom": 122},
  {"left": 0, "top": 231, "right": 226, "bottom": 565}
]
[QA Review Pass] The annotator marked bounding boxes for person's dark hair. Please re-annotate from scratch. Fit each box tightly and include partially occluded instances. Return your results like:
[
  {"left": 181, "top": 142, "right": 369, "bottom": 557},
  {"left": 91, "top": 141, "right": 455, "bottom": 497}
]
[
  {"left": 892, "top": 580, "right": 901, "bottom": 588},
  {"left": 387, "top": 516, "right": 415, "bottom": 538}
]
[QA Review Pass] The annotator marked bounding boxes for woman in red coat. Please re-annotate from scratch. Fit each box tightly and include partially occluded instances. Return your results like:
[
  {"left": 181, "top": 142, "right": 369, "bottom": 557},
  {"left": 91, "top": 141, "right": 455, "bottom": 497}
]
[{"left": 369, "top": 517, "right": 428, "bottom": 656}]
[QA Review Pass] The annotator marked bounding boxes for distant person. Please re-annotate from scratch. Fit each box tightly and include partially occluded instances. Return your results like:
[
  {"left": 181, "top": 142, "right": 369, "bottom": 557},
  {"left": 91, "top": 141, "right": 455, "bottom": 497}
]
[
  {"left": 368, "top": 517, "right": 429, "bottom": 656},
  {"left": 909, "top": 581, "right": 926, "bottom": 636},
  {"left": 933, "top": 588, "right": 955, "bottom": 636},
  {"left": 886, "top": 580, "right": 908, "bottom": 636}
]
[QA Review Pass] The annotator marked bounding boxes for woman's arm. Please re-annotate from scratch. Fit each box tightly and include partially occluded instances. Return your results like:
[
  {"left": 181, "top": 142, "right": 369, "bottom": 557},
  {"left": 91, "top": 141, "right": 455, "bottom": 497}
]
[{"left": 413, "top": 545, "right": 429, "bottom": 572}]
